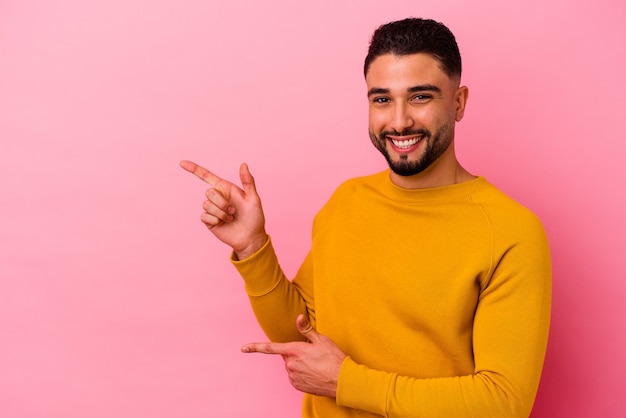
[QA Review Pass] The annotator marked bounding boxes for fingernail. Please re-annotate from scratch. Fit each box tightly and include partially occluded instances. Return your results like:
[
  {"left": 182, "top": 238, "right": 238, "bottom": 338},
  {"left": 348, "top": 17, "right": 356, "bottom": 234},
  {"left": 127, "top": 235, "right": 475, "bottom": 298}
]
[{"left": 241, "top": 346, "right": 250, "bottom": 353}]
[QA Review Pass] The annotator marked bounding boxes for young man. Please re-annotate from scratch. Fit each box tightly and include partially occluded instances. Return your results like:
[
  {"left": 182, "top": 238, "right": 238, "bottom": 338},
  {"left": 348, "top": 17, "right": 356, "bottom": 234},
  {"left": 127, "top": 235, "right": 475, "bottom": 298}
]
[{"left": 181, "top": 18, "right": 551, "bottom": 417}]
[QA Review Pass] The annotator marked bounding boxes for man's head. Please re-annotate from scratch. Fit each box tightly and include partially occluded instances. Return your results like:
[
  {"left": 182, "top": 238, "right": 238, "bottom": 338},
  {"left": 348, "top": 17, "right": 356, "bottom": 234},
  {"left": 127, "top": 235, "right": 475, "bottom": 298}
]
[
  {"left": 364, "top": 18, "right": 468, "bottom": 186},
  {"left": 364, "top": 18, "right": 462, "bottom": 80}
]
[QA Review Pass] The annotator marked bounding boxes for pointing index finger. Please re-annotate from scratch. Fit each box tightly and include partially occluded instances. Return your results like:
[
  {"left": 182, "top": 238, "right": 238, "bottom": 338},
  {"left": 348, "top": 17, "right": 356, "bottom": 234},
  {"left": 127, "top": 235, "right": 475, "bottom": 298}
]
[
  {"left": 180, "top": 160, "right": 223, "bottom": 186},
  {"left": 241, "top": 342, "right": 289, "bottom": 355}
]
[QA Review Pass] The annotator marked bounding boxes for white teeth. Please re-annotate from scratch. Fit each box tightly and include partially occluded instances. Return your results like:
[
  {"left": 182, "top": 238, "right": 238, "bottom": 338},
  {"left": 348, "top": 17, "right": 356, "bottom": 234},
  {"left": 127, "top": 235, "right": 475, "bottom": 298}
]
[{"left": 391, "top": 137, "right": 421, "bottom": 149}]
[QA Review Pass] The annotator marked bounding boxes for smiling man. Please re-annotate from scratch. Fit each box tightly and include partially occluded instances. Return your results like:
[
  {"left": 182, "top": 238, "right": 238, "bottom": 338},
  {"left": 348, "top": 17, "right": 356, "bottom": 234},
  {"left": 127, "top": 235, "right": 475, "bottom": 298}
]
[{"left": 181, "top": 18, "right": 551, "bottom": 417}]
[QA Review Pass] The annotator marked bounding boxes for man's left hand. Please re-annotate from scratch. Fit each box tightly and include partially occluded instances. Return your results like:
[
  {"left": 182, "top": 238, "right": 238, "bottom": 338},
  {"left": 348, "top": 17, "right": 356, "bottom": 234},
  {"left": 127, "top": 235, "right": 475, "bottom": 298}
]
[{"left": 241, "top": 314, "right": 346, "bottom": 398}]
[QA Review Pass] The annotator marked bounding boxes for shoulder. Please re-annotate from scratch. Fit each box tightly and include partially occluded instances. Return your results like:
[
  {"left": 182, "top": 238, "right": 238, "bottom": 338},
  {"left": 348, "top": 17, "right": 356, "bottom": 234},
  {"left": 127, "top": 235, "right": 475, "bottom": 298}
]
[
  {"left": 471, "top": 181, "right": 548, "bottom": 243},
  {"left": 335, "top": 171, "right": 385, "bottom": 193},
  {"left": 312, "top": 171, "right": 386, "bottom": 228},
  {"left": 324, "top": 171, "right": 385, "bottom": 206}
]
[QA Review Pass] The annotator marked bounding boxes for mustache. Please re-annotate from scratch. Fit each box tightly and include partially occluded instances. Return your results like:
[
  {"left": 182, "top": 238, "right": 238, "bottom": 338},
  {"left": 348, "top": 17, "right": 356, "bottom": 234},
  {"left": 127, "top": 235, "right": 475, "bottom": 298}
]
[{"left": 381, "top": 128, "right": 431, "bottom": 138}]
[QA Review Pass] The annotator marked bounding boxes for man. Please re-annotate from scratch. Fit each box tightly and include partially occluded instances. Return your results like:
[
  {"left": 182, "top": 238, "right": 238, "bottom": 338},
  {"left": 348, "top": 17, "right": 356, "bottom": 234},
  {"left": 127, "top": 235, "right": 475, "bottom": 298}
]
[{"left": 181, "top": 18, "right": 551, "bottom": 417}]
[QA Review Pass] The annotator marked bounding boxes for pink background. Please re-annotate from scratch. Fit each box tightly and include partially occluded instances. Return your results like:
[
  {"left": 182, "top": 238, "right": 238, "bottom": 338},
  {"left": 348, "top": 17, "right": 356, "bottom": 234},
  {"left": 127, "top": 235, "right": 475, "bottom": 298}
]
[{"left": 1, "top": 1, "right": 624, "bottom": 417}]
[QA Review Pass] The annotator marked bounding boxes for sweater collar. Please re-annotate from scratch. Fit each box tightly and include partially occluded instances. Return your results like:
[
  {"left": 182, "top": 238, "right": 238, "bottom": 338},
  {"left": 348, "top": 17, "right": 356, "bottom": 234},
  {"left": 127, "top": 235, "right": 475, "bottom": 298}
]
[{"left": 376, "top": 169, "right": 491, "bottom": 203}]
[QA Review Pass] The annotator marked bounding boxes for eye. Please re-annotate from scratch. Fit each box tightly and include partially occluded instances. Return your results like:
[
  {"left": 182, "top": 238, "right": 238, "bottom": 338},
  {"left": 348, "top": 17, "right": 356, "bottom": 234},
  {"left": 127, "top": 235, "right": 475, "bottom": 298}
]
[
  {"left": 372, "top": 97, "right": 390, "bottom": 104},
  {"left": 412, "top": 94, "right": 432, "bottom": 103}
]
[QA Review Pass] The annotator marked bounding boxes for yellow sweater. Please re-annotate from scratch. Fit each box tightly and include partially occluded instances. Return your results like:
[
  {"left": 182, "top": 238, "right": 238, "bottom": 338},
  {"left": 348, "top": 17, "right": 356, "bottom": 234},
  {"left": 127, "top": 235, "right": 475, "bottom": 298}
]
[{"left": 233, "top": 171, "right": 551, "bottom": 418}]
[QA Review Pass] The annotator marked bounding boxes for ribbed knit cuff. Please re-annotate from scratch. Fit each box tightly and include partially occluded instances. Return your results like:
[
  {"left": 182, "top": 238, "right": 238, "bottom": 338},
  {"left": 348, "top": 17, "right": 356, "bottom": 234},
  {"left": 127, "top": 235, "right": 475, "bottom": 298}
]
[{"left": 230, "top": 236, "right": 283, "bottom": 296}]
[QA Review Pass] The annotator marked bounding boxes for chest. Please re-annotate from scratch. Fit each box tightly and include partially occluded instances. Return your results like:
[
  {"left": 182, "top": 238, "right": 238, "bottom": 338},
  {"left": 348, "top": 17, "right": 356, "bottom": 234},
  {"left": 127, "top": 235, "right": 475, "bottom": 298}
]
[{"left": 312, "top": 199, "right": 492, "bottom": 327}]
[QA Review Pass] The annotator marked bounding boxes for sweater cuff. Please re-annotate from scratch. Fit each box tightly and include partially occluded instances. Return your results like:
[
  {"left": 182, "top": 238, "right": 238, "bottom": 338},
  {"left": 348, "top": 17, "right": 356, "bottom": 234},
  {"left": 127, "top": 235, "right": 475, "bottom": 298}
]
[
  {"left": 230, "top": 236, "right": 283, "bottom": 296},
  {"left": 336, "top": 356, "right": 392, "bottom": 416}
]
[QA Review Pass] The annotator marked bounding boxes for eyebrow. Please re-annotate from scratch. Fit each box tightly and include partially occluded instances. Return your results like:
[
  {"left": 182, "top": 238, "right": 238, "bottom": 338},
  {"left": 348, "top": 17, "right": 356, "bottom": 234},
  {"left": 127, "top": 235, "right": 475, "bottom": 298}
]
[{"left": 367, "top": 84, "right": 442, "bottom": 97}]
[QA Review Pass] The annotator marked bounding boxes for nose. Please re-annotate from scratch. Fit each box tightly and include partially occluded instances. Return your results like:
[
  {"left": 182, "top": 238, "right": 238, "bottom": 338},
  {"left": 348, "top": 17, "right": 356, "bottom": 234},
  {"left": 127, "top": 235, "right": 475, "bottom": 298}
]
[{"left": 389, "top": 103, "right": 414, "bottom": 134}]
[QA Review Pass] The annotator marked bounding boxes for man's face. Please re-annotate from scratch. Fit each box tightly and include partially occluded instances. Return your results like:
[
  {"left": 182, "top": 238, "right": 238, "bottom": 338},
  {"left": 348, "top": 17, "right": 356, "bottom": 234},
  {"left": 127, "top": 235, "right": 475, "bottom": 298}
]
[{"left": 366, "top": 53, "right": 467, "bottom": 178}]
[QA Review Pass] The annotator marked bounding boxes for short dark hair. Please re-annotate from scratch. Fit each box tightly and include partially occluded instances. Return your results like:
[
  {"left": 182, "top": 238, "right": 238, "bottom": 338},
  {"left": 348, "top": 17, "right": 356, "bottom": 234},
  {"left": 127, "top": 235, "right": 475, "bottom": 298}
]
[{"left": 364, "top": 18, "right": 462, "bottom": 79}]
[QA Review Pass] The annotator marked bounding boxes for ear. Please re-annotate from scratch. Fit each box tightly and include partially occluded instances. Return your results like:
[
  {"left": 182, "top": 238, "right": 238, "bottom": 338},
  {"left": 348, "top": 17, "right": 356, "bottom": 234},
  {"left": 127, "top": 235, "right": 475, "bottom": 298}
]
[{"left": 454, "top": 86, "right": 469, "bottom": 122}]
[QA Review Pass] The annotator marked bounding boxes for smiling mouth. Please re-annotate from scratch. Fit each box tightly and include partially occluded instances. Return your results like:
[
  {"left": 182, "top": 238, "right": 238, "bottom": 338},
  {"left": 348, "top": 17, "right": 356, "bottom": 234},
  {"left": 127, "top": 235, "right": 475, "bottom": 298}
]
[{"left": 388, "top": 136, "right": 424, "bottom": 150}]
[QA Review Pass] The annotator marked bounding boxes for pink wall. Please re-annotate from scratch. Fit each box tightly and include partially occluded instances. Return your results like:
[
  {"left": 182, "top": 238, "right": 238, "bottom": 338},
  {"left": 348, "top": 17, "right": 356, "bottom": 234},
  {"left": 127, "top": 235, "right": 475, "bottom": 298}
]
[{"left": 1, "top": 1, "right": 624, "bottom": 416}]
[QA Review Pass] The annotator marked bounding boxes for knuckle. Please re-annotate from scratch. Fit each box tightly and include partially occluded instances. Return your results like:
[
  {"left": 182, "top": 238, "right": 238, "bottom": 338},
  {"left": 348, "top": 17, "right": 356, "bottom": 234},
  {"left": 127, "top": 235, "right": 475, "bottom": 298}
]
[
  {"left": 202, "top": 201, "right": 218, "bottom": 213},
  {"left": 205, "top": 188, "right": 217, "bottom": 199},
  {"left": 200, "top": 213, "right": 220, "bottom": 226},
  {"left": 202, "top": 202, "right": 228, "bottom": 220},
  {"left": 206, "top": 187, "right": 226, "bottom": 200},
  {"left": 284, "top": 357, "right": 300, "bottom": 373}
]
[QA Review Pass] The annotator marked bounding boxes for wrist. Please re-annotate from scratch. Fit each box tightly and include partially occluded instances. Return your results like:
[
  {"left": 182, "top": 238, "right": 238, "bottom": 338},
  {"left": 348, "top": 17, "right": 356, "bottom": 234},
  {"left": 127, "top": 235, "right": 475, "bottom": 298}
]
[{"left": 234, "top": 233, "right": 268, "bottom": 260}]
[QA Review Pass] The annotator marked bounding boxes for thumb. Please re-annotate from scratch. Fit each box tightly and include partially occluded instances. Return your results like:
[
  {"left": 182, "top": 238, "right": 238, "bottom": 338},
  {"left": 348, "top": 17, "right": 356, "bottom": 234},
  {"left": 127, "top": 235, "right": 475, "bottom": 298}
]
[
  {"left": 296, "top": 314, "right": 318, "bottom": 342},
  {"left": 239, "top": 163, "right": 258, "bottom": 197}
]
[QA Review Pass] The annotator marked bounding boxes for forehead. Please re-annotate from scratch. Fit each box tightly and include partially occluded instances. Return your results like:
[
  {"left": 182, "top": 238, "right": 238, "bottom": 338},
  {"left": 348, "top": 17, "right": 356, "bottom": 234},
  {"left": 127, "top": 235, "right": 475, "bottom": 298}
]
[{"left": 365, "top": 53, "right": 454, "bottom": 90}]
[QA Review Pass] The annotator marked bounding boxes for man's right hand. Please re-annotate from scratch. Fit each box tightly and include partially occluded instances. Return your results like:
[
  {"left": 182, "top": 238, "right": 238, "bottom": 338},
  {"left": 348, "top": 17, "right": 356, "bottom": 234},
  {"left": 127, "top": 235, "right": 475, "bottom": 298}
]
[{"left": 180, "top": 160, "right": 268, "bottom": 260}]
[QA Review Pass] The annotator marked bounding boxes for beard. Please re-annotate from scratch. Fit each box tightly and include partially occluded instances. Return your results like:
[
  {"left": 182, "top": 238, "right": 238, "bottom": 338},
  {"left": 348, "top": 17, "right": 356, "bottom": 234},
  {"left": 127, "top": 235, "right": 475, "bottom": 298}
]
[{"left": 369, "top": 123, "right": 454, "bottom": 177}]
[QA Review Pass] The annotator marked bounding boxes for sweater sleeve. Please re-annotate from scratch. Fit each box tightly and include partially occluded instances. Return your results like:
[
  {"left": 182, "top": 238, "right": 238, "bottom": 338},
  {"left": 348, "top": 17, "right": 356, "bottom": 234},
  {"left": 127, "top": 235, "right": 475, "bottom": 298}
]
[
  {"left": 231, "top": 236, "right": 315, "bottom": 343},
  {"left": 336, "top": 218, "right": 552, "bottom": 418}
]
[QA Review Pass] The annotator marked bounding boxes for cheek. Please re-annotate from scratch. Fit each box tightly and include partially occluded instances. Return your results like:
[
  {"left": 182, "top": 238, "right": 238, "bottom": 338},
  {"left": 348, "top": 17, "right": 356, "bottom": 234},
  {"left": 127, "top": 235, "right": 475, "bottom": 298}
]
[
  {"left": 416, "top": 107, "right": 454, "bottom": 133},
  {"left": 368, "top": 109, "right": 388, "bottom": 131},
  {"left": 411, "top": 107, "right": 437, "bottom": 126}
]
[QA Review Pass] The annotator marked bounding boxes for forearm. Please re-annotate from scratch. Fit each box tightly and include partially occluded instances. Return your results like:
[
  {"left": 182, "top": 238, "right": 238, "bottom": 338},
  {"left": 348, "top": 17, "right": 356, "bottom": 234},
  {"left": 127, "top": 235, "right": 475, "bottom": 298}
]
[
  {"left": 338, "top": 359, "right": 538, "bottom": 418},
  {"left": 232, "top": 236, "right": 310, "bottom": 342}
]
